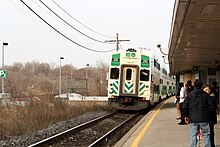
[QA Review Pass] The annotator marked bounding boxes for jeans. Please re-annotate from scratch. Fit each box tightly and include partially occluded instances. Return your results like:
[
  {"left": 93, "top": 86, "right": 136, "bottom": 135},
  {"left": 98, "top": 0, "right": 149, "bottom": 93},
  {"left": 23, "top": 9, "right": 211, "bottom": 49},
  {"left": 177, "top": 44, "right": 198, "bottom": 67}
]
[
  {"left": 210, "top": 123, "right": 215, "bottom": 147},
  {"left": 190, "top": 122, "right": 211, "bottom": 147},
  {"left": 180, "top": 103, "right": 183, "bottom": 121}
]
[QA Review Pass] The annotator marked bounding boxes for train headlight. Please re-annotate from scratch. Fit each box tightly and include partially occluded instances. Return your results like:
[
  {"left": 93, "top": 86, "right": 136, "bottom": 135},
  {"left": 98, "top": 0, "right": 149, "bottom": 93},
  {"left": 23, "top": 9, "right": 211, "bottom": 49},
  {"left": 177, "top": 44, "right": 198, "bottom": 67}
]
[{"left": 109, "top": 89, "right": 113, "bottom": 94}]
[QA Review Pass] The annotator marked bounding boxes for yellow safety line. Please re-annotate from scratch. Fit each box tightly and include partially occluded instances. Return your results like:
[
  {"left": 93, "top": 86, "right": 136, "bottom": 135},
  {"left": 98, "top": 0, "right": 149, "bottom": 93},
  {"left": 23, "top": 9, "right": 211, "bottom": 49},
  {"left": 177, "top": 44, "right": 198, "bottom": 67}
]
[{"left": 131, "top": 98, "right": 171, "bottom": 147}]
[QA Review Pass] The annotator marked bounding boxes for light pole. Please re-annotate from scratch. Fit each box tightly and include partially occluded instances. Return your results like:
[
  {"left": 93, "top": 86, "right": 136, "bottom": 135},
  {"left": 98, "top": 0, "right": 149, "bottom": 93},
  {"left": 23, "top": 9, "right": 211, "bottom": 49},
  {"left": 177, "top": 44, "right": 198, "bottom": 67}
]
[
  {"left": 99, "top": 68, "right": 104, "bottom": 96},
  {"left": 2, "top": 42, "right": 8, "bottom": 94},
  {"left": 86, "top": 64, "right": 89, "bottom": 96},
  {"left": 59, "top": 57, "right": 64, "bottom": 98}
]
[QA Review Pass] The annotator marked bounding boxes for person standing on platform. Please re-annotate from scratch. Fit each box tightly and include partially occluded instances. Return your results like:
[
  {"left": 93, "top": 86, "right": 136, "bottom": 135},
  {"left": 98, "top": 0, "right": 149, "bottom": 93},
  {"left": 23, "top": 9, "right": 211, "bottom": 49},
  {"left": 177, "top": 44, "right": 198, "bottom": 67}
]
[
  {"left": 175, "top": 82, "right": 183, "bottom": 120},
  {"left": 178, "top": 82, "right": 187, "bottom": 125},
  {"left": 182, "top": 79, "right": 215, "bottom": 147},
  {"left": 187, "top": 80, "right": 195, "bottom": 93},
  {"left": 203, "top": 85, "right": 217, "bottom": 147},
  {"left": 211, "top": 81, "right": 219, "bottom": 106}
]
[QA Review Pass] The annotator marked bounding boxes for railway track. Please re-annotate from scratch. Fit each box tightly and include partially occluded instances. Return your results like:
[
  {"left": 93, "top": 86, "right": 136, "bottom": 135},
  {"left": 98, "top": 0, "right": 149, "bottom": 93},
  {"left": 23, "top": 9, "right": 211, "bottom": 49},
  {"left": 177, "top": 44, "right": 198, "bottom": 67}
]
[{"left": 28, "top": 111, "right": 140, "bottom": 147}]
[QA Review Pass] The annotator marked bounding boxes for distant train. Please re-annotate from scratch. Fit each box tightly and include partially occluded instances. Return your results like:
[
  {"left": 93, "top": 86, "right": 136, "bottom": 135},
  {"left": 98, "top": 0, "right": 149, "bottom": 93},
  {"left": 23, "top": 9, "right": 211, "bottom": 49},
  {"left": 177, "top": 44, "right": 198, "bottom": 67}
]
[{"left": 107, "top": 48, "right": 175, "bottom": 111}]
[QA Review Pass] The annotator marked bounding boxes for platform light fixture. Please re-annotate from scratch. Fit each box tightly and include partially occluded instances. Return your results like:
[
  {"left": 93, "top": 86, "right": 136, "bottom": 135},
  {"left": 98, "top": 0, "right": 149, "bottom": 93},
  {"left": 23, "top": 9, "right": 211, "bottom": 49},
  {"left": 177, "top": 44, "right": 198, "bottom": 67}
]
[
  {"left": 194, "top": 22, "right": 205, "bottom": 29},
  {"left": 157, "top": 44, "right": 168, "bottom": 56},
  {"left": 201, "top": 4, "right": 216, "bottom": 16}
]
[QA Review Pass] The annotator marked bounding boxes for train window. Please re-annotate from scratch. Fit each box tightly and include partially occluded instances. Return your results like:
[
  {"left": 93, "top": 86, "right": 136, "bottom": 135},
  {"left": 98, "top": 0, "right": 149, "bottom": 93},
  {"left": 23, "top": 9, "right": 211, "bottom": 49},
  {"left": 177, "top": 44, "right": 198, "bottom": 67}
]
[
  {"left": 110, "top": 68, "right": 119, "bottom": 79},
  {"left": 154, "top": 59, "right": 157, "bottom": 67},
  {"left": 154, "top": 85, "right": 159, "bottom": 91},
  {"left": 163, "top": 86, "right": 167, "bottom": 90},
  {"left": 153, "top": 59, "right": 160, "bottom": 70},
  {"left": 126, "top": 69, "right": 132, "bottom": 80},
  {"left": 162, "top": 68, "right": 167, "bottom": 75},
  {"left": 160, "top": 78, "right": 163, "bottom": 84},
  {"left": 140, "top": 70, "right": 149, "bottom": 81}
]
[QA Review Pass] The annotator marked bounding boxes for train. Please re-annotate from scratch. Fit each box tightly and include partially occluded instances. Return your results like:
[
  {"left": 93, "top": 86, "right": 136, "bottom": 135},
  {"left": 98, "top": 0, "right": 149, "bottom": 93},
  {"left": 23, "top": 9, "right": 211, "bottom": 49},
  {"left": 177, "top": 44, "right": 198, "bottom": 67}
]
[{"left": 107, "top": 48, "right": 175, "bottom": 111}]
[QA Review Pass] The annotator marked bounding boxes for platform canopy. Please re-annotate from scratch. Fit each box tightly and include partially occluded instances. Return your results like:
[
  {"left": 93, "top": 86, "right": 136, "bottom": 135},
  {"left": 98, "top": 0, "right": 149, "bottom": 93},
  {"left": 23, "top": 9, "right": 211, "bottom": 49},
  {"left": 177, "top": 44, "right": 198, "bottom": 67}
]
[{"left": 168, "top": 0, "right": 220, "bottom": 75}]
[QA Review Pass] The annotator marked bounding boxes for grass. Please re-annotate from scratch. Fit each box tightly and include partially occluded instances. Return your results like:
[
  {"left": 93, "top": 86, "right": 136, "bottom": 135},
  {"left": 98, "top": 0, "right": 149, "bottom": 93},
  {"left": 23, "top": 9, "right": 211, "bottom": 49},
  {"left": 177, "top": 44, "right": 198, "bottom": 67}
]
[{"left": 0, "top": 98, "right": 110, "bottom": 139}]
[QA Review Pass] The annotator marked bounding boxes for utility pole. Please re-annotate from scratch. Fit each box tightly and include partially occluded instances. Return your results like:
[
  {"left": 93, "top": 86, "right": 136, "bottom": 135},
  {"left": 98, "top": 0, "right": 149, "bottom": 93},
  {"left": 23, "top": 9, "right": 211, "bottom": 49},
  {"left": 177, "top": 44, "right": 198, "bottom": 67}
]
[{"left": 105, "top": 33, "right": 130, "bottom": 51}]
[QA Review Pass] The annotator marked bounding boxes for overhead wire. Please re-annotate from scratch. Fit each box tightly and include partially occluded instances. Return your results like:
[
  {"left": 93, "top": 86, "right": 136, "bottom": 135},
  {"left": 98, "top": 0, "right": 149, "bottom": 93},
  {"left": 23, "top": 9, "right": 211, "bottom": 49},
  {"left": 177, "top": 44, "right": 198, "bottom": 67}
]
[
  {"left": 119, "top": 42, "right": 123, "bottom": 50},
  {"left": 31, "top": 0, "right": 60, "bottom": 20},
  {"left": 8, "top": 0, "right": 62, "bottom": 40},
  {"left": 39, "top": 0, "right": 111, "bottom": 44},
  {"left": 51, "top": 0, "right": 114, "bottom": 39},
  {"left": 20, "top": 0, "right": 115, "bottom": 53}
]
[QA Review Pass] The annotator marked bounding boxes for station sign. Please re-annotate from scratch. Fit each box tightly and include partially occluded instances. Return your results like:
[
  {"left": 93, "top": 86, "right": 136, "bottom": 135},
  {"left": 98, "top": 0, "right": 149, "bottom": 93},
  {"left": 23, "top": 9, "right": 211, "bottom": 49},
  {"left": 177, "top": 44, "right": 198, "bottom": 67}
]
[
  {"left": 0, "top": 70, "right": 7, "bottom": 78},
  {"left": 193, "top": 66, "right": 199, "bottom": 71}
]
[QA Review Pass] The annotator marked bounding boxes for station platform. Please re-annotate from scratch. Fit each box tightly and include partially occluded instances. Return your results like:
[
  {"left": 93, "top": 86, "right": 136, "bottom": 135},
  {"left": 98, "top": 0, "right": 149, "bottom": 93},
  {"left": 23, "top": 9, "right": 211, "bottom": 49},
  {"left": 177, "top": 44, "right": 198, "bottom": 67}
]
[{"left": 115, "top": 97, "right": 220, "bottom": 147}]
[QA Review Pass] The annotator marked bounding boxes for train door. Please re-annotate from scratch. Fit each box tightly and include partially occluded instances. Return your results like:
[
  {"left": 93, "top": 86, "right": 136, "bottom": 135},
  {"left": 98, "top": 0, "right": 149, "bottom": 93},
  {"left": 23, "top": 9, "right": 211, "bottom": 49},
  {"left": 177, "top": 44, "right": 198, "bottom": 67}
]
[{"left": 120, "top": 65, "right": 138, "bottom": 96}]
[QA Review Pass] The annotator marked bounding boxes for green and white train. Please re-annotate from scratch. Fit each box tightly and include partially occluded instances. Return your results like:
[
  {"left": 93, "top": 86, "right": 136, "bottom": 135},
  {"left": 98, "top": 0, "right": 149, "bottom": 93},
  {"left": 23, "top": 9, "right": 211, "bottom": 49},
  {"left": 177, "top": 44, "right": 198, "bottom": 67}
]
[{"left": 107, "top": 48, "right": 175, "bottom": 111}]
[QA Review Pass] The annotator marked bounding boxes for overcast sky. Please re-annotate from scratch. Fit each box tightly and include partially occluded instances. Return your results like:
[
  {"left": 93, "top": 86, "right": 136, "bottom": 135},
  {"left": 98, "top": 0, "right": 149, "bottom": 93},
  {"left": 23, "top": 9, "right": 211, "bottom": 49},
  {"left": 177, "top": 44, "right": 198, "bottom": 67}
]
[{"left": 0, "top": 0, "right": 175, "bottom": 68}]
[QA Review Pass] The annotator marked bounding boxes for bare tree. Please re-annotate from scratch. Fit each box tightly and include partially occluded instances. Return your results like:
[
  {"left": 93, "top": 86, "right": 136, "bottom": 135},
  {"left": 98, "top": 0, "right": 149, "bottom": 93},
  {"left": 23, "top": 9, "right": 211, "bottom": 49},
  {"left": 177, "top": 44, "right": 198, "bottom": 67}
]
[{"left": 4, "top": 59, "right": 109, "bottom": 98}]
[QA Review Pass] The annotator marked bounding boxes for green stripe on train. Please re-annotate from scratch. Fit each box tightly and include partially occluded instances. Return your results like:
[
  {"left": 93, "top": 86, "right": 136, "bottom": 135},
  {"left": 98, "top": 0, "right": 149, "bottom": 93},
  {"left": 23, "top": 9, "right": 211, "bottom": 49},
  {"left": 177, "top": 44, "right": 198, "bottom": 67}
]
[
  {"left": 113, "top": 81, "right": 119, "bottom": 90},
  {"left": 139, "top": 82, "right": 145, "bottom": 95},
  {"left": 112, "top": 81, "right": 119, "bottom": 94},
  {"left": 124, "top": 82, "right": 133, "bottom": 93}
]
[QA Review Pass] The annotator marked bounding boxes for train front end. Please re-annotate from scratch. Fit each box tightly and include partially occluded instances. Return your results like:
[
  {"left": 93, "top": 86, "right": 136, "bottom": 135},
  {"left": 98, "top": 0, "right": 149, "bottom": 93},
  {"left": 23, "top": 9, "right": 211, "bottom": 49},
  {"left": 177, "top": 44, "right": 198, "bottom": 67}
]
[{"left": 107, "top": 49, "right": 151, "bottom": 111}]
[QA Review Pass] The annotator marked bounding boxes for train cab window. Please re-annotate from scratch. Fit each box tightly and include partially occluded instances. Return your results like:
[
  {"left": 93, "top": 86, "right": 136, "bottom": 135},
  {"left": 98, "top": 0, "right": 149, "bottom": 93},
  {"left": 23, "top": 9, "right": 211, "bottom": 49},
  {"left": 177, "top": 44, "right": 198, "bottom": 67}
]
[
  {"left": 140, "top": 69, "right": 149, "bottom": 81},
  {"left": 126, "top": 69, "right": 132, "bottom": 80},
  {"left": 110, "top": 68, "right": 119, "bottom": 79}
]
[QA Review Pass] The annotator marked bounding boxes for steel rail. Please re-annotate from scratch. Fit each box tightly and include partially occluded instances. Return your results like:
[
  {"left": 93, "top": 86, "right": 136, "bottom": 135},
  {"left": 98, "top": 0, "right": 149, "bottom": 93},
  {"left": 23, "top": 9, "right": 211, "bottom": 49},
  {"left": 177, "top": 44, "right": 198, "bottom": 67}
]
[
  {"left": 88, "top": 113, "right": 139, "bottom": 147},
  {"left": 28, "top": 112, "right": 116, "bottom": 147}
]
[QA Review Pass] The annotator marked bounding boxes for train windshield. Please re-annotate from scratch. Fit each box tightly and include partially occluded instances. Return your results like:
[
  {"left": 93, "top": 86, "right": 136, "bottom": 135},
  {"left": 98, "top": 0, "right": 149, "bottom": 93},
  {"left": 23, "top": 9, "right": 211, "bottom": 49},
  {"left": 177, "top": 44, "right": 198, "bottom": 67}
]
[
  {"left": 140, "top": 69, "right": 150, "bottom": 81},
  {"left": 126, "top": 69, "right": 132, "bottom": 80},
  {"left": 110, "top": 68, "right": 119, "bottom": 79}
]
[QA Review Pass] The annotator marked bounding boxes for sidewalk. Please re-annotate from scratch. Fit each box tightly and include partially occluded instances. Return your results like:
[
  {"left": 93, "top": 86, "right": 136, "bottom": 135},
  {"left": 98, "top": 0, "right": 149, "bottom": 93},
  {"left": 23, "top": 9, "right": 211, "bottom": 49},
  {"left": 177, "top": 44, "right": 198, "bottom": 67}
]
[{"left": 115, "top": 97, "right": 220, "bottom": 147}]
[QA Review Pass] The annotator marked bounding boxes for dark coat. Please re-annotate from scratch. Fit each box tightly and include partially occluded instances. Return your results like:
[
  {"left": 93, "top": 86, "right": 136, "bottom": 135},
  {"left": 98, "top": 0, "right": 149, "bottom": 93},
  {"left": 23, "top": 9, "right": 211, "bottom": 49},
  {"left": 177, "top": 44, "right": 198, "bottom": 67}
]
[
  {"left": 182, "top": 89, "right": 215, "bottom": 123},
  {"left": 210, "top": 94, "right": 217, "bottom": 124}
]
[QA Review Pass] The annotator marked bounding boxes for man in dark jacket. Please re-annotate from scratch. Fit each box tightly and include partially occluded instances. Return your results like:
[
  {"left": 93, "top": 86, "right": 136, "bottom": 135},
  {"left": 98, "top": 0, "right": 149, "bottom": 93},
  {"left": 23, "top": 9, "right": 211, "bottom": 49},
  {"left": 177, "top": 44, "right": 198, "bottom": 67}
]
[
  {"left": 182, "top": 79, "right": 215, "bottom": 147},
  {"left": 187, "top": 80, "right": 195, "bottom": 93}
]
